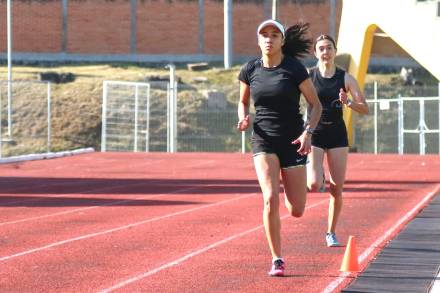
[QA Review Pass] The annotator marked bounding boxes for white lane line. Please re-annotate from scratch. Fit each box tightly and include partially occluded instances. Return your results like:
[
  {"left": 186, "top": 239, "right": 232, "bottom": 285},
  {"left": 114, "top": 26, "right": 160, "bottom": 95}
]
[
  {"left": 98, "top": 199, "right": 329, "bottom": 293},
  {"left": 322, "top": 184, "right": 440, "bottom": 293},
  {"left": 429, "top": 269, "right": 440, "bottom": 293},
  {"left": 0, "top": 185, "right": 206, "bottom": 226},
  {"left": 0, "top": 193, "right": 258, "bottom": 262}
]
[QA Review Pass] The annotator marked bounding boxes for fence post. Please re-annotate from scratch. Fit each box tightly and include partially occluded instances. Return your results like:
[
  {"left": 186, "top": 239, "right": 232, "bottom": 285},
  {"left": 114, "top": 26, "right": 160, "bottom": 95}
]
[
  {"left": 419, "top": 100, "right": 425, "bottom": 155},
  {"left": 62, "top": 0, "right": 68, "bottom": 52},
  {"left": 101, "top": 81, "right": 108, "bottom": 152},
  {"left": 145, "top": 85, "right": 150, "bottom": 152},
  {"left": 198, "top": 0, "right": 205, "bottom": 54},
  {"left": 0, "top": 85, "right": 2, "bottom": 158},
  {"left": 272, "top": 0, "right": 278, "bottom": 19},
  {"left": 47, "top": 82, "right": 51, "bottom": 153},
  {"left": 130, "top": 0, "right": 137, "bottom": 54},
  {"left": 166, "top": 82, "right": 170, "bottom": 152},
  {"left": 329, "top": 0, "right": 337, "bottom": 38},
  {"left": 174, "top": 81, "right": 178, "bottom": 152},
  {"left": 241, "top": 131, "right": 245, "bottom": 154},
  {"left": 167, "top": 64, "right": 177, "bottom": 153},
  {"left": 7, "top": 0, "right": 12, "bottom": 138},
  {"left": 374, "top": 81, "right": 378, "bottom": 154},
  {"left": 398, "top": 95, "right": 403, "bottom": 154},
  {"left": 134, "top": 85, "right": 139, "bottom": 152},
  {"left": 224, "top": 0, "right": 233, "bottom": 69}
]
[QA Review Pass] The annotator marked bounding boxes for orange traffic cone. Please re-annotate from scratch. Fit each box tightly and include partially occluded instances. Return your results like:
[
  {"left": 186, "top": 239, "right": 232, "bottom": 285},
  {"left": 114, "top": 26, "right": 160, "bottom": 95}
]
[{"left": 340, "top": 235, "right": 360, "bottom": 272}]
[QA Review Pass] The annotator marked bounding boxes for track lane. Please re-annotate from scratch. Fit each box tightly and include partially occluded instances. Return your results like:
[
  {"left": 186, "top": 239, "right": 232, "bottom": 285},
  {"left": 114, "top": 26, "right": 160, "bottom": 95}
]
[{"left": 1, "top": 153, "right": 439, "bottom": 292}]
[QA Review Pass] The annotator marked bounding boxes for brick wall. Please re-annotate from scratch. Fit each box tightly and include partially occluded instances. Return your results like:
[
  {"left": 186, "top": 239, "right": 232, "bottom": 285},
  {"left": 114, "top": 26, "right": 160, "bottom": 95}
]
[
  {"left": 137, "top": 1, "right": 200, "bottom": 54},
  {"left": 0, "top": 0, "right": 406, "bottom": 60},
  {"left": 68, "top": 0, "right": 131, "bottom": 54},
  {"left": 0, "top": 1, "right": 62, "bottom": 52}
]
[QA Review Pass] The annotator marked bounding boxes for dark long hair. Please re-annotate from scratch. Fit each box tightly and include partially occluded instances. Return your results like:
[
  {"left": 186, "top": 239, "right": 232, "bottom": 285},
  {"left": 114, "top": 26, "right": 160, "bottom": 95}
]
[
  {"left": 282, "top": 22, "right": 312, "bottom": 58},
  {"left": 313, "top": 34, "right": 337, "bottom": 51}
]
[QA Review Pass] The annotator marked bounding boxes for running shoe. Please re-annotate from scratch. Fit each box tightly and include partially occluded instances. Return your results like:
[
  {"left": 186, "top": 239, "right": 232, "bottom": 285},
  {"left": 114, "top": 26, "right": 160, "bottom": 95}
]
[
  {"left": 268, "top": 258, "right": 285, "bottom": 277},
  {"left": 326, "top": 232, "right": 340, "bottom": 247}
]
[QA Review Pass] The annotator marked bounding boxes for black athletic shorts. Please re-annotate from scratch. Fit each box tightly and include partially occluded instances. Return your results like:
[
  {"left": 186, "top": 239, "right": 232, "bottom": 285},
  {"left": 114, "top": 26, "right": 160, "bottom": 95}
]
[
  {"left": 311, "top": 121, "right": 349, "bottom": 150},
  {"left": 251, "top": 131, "right": 308, "bottom": 169}
]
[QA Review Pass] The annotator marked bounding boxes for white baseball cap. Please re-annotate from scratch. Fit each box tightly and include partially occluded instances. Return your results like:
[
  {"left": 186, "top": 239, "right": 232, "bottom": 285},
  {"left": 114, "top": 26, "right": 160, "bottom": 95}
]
[{"left": 257, "top": 19, "right": 285, "bottom": 38}]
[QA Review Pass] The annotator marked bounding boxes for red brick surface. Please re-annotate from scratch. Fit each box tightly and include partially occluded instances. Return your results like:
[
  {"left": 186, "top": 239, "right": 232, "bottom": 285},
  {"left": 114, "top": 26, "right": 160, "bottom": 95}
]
[
  {"left": 68, "top": 0, "right": 131, "bottom": 54},
  {"left": 137, "top": 1, "right": 199, "bottom": 54},
  {"left": 0, "top": 1, "right": 62, "bottom": 52},
  {"left": 0, "top": 0, "right": 405, "bottom": 58}
]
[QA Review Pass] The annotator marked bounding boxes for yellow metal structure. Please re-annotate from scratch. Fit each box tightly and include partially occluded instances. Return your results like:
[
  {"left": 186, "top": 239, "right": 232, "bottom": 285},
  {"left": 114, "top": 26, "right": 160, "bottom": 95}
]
[{"left": 337, "top": 0, "right": 440, "bottom": 146}]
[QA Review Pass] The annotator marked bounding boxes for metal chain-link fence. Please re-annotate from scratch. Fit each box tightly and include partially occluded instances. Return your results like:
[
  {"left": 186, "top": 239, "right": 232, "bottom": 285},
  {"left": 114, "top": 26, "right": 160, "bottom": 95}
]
[
  {"left": 0, "top": 80, "right": 50, "bottom": 158},
  {"left": 3, "top": 78, "right": 439, "bottom": 158},
  {"left": 102, "top": 79, "right": 254, "bottom": 153},
  {"left": 354, "top": 83, "right": 440, "bottom": 154}
]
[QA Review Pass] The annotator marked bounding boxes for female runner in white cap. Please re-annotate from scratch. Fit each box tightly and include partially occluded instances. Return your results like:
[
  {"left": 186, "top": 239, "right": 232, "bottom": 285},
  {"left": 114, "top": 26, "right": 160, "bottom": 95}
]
[{"left": 237, "top": 19, "right": 322, "bottom": 276}]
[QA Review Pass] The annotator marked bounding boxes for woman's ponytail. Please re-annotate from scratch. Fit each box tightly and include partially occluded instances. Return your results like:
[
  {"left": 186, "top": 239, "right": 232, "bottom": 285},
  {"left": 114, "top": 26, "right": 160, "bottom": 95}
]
[{"left": 282, "top": 22, "right": 312, "bottom": 59}]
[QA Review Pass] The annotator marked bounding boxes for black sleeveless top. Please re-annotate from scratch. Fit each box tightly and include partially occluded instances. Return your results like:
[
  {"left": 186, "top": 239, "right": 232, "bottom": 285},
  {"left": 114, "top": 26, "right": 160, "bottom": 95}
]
[{"left": 309, "top": 67, "right": 346, "bottom": 123}]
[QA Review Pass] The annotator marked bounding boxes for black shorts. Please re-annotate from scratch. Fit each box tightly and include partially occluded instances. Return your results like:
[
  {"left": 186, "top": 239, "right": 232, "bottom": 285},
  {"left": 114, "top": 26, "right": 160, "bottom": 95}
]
[
  {"left": 311, "top": 121, "right": 349, "bottom": 150},
  {"left": 251, "top": 132, "right": 308, "bottom": 169}
]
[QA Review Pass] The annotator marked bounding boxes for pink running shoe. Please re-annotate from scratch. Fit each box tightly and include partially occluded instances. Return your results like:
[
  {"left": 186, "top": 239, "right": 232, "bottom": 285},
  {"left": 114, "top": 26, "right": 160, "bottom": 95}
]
[{"left": 268, "top": 259, "right": 285, "bottom": 277}]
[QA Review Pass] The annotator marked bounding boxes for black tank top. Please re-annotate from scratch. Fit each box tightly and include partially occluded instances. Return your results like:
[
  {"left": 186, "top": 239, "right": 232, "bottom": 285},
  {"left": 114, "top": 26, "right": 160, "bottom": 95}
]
[{"left": 310, "top": 67, "right": 346, "bottom": 123}]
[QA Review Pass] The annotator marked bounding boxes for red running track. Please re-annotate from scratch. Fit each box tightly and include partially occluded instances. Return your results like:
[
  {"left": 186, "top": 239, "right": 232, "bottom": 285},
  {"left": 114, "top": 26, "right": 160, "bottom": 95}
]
[{"left": 0, "top": 152, "right": 439, "bottom": 292}]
